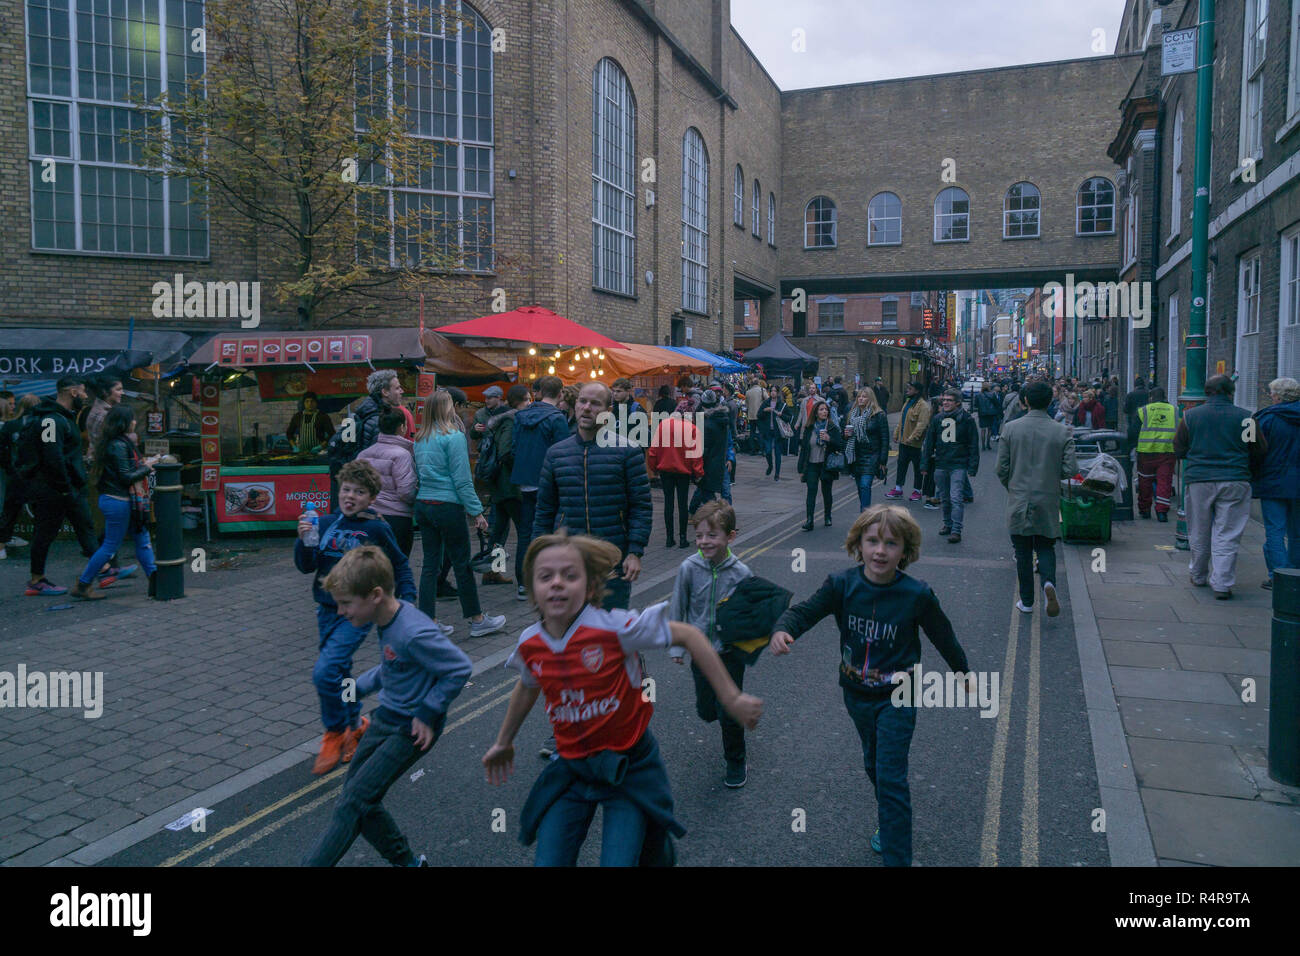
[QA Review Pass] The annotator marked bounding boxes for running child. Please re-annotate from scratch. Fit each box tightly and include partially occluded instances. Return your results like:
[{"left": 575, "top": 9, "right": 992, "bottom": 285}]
[
  {"left": 667, "top": 500, "right": 754, "bottom": 788},
  {"left": 483, "top": 531, "right": 763, "bottom": 866},
  {"left": 768, "top": 504, "right": 975, "bottom": 867},
  {"left": 296, "top": 459, "right": 417, "bottom": 775},
  {"left": 302, "top": 546, "right": 471, "bottom": 866}
]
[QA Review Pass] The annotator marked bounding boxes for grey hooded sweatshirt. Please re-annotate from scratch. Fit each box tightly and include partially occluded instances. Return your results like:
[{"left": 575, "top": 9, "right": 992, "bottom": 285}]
[{"left": 668, "top": 548, "right": 752, "bottom": 660}]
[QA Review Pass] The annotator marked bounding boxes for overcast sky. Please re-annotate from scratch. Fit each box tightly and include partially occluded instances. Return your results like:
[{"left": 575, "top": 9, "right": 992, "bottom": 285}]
[{"left": 730, "top": 0, "right": 1128, "bottom": 89}]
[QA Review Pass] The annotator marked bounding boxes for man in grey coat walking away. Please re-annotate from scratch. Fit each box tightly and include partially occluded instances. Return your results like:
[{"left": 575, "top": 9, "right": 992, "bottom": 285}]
[{"left": 996, "top": 381, "right": 1077, "bottom": 616}]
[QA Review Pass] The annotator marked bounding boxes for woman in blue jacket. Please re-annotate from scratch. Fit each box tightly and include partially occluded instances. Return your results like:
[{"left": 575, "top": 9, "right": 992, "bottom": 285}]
[{"left": 413, "top": 390, "right": 506, "bottom": 638}]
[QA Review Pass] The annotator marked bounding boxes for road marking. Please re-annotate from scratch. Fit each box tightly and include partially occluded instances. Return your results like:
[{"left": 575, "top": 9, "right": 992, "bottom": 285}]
[
  {"left": 1021, "top": 600, "right": 1041, "bottom": 866},
  {"left": 979, "top": 596, "right": 1021, "bottom": 867},
  {"left": 739, "top": 494, "right": 858, "bottom": 563},
  {"left": 198, "top": 789, "right": 339, "bottom": 867},
  {"left": 161, "top": 679, "right": 518, "bottom": 867}
]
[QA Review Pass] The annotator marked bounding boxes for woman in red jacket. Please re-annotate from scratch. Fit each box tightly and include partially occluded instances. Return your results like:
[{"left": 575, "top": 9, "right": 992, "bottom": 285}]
[
  {"left": 1074, "top": 389, "right": 1107, "bottom": 430},
  {"left": 647, "top": 400, "right": 704, "bottom": 549}
]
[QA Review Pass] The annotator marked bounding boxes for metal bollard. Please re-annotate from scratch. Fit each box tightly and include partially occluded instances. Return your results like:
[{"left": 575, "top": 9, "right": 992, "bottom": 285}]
[
  {"left": 1270, "top": 568, "right": 1300, "bottom": 786},
  {"left": 152, "top": 458, "right": 185, "bottom": 601}
]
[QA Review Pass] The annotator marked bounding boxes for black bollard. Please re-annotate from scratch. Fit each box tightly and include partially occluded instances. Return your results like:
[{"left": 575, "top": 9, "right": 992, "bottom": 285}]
[
  {"left": 1270, "top": 568, "right": 1300, "bottom": 786},
  {"left": 152, "top": 459, "right": 185, "bottom": 601}
]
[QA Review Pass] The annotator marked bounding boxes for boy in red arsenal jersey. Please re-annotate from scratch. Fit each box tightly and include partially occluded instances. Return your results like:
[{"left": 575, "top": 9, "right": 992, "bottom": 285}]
[{"left": 483, "top": 531, "right": 763, "bottom": 866}]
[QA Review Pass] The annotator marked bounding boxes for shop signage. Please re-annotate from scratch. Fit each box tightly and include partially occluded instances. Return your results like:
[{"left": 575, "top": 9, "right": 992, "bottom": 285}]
[
  {"left": 863, "top": 334, "right": 933, "bottom": 349},
  {"left": 213, "top": 334, "right": 371, "bottom": 368},
  {"left": 217, "top": 470, "right": 331, "bottom": 526}
]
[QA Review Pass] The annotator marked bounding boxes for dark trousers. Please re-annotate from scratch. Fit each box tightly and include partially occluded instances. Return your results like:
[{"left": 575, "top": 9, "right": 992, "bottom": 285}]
[
  {"left": 302, "top": 710, "right": 443, "bottom": 866},
  {"left": 380, "top": 513, "right": 413, "bottom": 556},
  {"left": 489, "top": 495, "right": 526, "bottom": 583},
  {"left": 688, "top": 484, "right": 720, "bottom": 517},
  {"left": 895, "top": 444, "right": 923, "bottom": 490},
  {"left": 804, "top": 461, "right": 834, "bottom": 521},
  {"left": 414, "top": 501, "right": 482, "bottom": 621},
  {"left": 604, "top": 573, "right": 631, "bottom": 612},
  {"left": 842, "top": 689, "right": 916, "bottom": 867},
  {"left": 0, "top": 472, "right": 27, "bottom": 543},
  {"left": 922, "top": 460, "right": 935, "bottom": 498},
  {"left": 29, "top": 489, "right": 99, "bottom": 578},
  {"left": 660, "top": 473, "right": 691, "bottom": 541},
  {"left": 689, "top": 651, "right": 746, "bottom": 764},
  {"left": 516, "top": 490, "right": 539, "bottom": 582},
  {"left": 763, "top": 432, "right": 783, "bottom": 479},
  {"left": 1011, "top": 534, "right": 1058, "bottom": 606}
]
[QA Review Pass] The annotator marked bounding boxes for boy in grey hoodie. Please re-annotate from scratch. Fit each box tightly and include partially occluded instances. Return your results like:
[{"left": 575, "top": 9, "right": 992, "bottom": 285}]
[{"left": 668, "top": 500, "right": 754, "bottom": 787}]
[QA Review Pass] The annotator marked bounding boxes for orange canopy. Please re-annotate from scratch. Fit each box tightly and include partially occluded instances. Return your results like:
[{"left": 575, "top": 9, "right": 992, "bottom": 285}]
[{"left": 548, "top": 342, "right": 709, "bottom": 385}]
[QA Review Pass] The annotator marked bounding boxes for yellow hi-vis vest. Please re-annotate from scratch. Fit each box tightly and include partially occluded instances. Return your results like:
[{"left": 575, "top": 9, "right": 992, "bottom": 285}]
[{"left": 1137, "top": 402, "right": 1177, "bottom": 453}]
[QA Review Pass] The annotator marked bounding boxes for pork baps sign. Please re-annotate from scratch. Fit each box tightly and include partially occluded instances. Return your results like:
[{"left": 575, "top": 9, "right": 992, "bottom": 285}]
[
  {"left": 0, "top": 348, "right": 131, "bottom": 378},
  {"left": 0, "top": 329, "right": 198, "bottom": 380}
]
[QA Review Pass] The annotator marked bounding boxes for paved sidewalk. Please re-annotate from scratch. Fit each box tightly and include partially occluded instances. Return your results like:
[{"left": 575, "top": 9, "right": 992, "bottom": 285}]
[
  {"left": 1068, "top": 506, "right": 1300, "bottom": 866},
  {"left": 0, "top": 459, "right": 813, "bottom": 865}
]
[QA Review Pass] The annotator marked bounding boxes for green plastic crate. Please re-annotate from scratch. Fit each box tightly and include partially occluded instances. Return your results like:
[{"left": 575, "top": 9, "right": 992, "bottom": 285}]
[{"left": 1061, "top": 493, "right": 1113, "bottom": 543}]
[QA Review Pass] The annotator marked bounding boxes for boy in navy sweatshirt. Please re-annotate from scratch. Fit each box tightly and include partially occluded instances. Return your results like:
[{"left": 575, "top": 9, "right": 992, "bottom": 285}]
[
  {"left": 302, "top": 545, "right": 471, "bottom": 866},
  {"left": 769, "top": 504, "right": 973, "bottom": 867},
  {"left": 295, "top": 460, "right": 417, "bottom": 775}
]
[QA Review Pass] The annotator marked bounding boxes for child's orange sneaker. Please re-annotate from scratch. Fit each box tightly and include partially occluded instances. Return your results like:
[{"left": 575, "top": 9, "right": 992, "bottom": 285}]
[
  {"left": 341, "top": 716, "right": 370, "bottom": 763},
  {"left": 312, "top": 730, "right": 347, "bottom": 775}
]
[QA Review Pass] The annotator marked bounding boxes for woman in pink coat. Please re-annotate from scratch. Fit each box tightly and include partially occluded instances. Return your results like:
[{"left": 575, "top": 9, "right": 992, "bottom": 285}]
[{"left": 354, "top": 409, "right": 417, "bottom": 553}]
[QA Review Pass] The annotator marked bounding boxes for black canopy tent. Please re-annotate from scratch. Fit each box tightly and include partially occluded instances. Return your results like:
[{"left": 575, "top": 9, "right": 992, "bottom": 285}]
[
  {"left": 739, "top": 333, "right": 819, "bottom": 380},
  {"left": 0, "top": 327, "right": 207, "bottom": 383}
]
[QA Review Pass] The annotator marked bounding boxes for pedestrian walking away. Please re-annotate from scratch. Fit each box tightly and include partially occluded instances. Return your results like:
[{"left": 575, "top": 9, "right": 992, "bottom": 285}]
[
  {"left": 1252, "top": 377, "right": 1300, "bottom": 589},
  {"left": 354, "top": 409, "right": 417, "bottom": 554},
  {"left": 508, "top": 375, "right": 571, "bottom": 601},
  {"left": 646, "top": 400, "right": 703, "bottom": 548}
]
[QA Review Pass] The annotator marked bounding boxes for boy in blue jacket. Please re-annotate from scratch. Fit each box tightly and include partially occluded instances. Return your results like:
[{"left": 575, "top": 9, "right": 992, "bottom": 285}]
[
  {"left": 295, "top": 460, "right": 417, "bottom": 775},
  {"left": 303, "top": 545, "right": 471, "bottom": 866},
  {"left": 769, "top": 504, "right": 974, "bottom": 866}
]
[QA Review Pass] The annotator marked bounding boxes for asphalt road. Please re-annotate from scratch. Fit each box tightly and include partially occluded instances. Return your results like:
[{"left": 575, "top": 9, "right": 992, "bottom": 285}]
[{"left": 105, "top": 450, "right": 1110, "bottom": 867}]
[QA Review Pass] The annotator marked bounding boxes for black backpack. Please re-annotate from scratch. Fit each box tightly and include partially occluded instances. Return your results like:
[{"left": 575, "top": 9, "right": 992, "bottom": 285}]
[
  {"left": 12, "top": 414, "right": 47, "bottom": 482},
  {"left": 325, "top": 416, "right": 361, "bottom": 470},
  {"left": 474, "top": 420, "right": 513, "bottom": 484}
]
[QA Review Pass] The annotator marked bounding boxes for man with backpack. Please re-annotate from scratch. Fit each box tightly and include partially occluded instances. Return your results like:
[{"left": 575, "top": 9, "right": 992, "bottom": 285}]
[
  {"left": 508, "top": 375, "right": 570, "bottom": 601},
  {"left": 478, "top": 384, "right": 528, "bottom": 588},
  {"left": 327, "top": 369, "right": 411, "bottom": 512},
  {"left": 0, "top": 393, "right": 36, "bottom": 560}
]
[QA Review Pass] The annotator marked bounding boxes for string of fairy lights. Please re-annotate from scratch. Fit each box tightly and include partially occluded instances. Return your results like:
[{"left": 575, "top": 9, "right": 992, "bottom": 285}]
[{"left": 525, "top": 345, "right": 609, "bottom": 379}]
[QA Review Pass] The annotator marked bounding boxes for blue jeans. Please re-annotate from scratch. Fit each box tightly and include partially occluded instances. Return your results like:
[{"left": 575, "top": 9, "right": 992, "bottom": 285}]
[
  {"left": 855, "top": 469, "right": 874, "bottom": 510},
  {"left": 534, "top": 784, "right": 649, "bottom": 867},
  {"left": 764, "top": 433, "right": 782, "bottom": 478},
  {"left": 314, "top": 604, "right": 370, "bottom": 732},
  {"left": 1261, "top": 498, "right": 1300, "bottom": 579},
  {"left": 843, "top": 690, "right": 916, "bottom": 867},
  {"left": 722, "top": 464, "right": 732, "bottom": 504},
  {"left": 78, "top": 495, "right": 156, "bottom": 585},
  {"left": 933, "top": 468, "right": 967, "bottom": 533}
]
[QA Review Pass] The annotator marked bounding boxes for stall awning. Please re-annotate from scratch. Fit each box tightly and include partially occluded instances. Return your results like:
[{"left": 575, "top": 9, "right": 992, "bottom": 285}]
[
  {"left": 0, "top": 327, "right": 205, "bottom": 382},
  {"left": 435, "top": 306, "right": 629, "bottom": 350},
  {"left": 663, "top": 346, "right": 747, "bottom": 374},
  {"left": 551, "top": 342, "right": 709, "bottom": 385},
  {"left": 187, "top": 328, "right": 430, "bottom": 368}
]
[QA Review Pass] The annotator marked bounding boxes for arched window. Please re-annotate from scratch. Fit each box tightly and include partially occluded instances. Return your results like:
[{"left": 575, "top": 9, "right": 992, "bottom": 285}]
[
  {"left": 934, "top": 187, "right": 969, "bottom": 242},
  {"left": 682, "top": 128, "right": 709, "bottom": 314},
  {"left": 1170, "top": 108, "right": 1184, "bottom": 237},
  {"left": 752, "top": 180, "right": 761, "bottom": 237},
  {"left": 733, "top": 165, "right": 744, "bottom": 225},
  {"left": 1004, "top": 182, "right": 1040, "bottom": 238},
  {"left": 767, "top": 192, "right": 776, "bottom": 245},
  {"left": 868, "top": 191, "right": 901, "bottom": 245},
  {"left": 592, "top": 57, "right": 635, "bottom": 295},
  {"left": 805, "top": 196, "right": 836, "bottom": 247},
  {"left": 1077, "top": 177, "right": 1115, "bottom": 234}
]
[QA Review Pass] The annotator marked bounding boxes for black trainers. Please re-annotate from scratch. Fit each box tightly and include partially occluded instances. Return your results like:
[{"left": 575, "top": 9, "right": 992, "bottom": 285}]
[{"left": 724, "top": 761, "right": 747, "bottom": 788}]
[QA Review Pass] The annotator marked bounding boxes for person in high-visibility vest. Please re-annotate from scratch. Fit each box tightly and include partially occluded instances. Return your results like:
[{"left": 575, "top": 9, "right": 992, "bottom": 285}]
[{"left": 1135, "top": 386, "right": 1178, "bottom": 521}]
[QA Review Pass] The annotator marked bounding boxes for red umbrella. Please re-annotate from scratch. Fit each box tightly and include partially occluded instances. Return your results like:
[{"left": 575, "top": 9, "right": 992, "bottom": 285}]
[{"left": 435, "top": 306, "right": 628, "bottom": 350}]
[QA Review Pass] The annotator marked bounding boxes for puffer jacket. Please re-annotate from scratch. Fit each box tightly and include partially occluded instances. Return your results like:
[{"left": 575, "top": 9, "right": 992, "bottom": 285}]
[
  {"left": 96, "top": 435, "right": 152, "bottom": 498},
  {"left": 510, "top": 401, "right": 570, "bottom": 488},
  {"left": 532, "top": 433, "right": 652, "bottom": 558},
  {"left": 1253, "top": 400, "right": 1300, "bottom": 499},
  {"left": 355, "top": 433, "right": 416, "bottom": 517},
  {"left": 699, "top": 406, "right": 731, "bottom": 493},
  {"left": 352, "top": 395, "right": 387, "bottom": 453}
]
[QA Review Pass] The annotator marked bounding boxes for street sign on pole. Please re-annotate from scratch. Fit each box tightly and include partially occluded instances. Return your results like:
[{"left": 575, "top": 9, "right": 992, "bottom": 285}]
[{"left": 1162, "top": 27, "right": 1197, "bottom": 75}]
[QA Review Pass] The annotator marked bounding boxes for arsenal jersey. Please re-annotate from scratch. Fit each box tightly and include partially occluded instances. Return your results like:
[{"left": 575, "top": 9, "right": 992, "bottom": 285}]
[{"left": 506, "top": 602, "right": 673, "bottom": 759}]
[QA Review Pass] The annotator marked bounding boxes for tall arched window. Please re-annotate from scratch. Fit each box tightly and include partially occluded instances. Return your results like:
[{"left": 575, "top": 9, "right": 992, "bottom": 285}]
[
  {"left": 934, "top": 187, "right": 969, "bottom": 242},
  {"left": 733, "top": 164, "right": 744, "bottom": 225},
  {"left": 592, "top": 57, "right": 635, "bottom": 295},
  {"left": 1004, "top": 182, "right": 1040, "bottom": 238},
  {"left": 867, "top": 191, "right": 901, "bottom": 245},
  {"left": 1077, "top": 177, "right": 1115, "bottom": 234},
  {"left": 752, "top": 180, "right": 761, "bottom": 237},
  {"left": 767, "top": 192, "right": 776, "bottom": 245},
  {"left": 805, "top": 196, "right": 836, "bottom": 247},
  {"left": 682, "top": 128, "right": 709, "bottom": 314},
  {"left": 1170, "top": 107, "right": 1184, "bottom": 237}
]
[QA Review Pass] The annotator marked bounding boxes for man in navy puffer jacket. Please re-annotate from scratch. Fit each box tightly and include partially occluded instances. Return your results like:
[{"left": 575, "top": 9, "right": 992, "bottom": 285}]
[{"left": 533, "top": 381, "right": 652, "bottom": 610}]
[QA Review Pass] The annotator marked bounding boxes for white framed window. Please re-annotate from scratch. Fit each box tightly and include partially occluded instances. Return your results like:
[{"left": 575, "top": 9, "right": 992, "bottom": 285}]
[
  {"left": 817, "top": 298, "right": 844, "bottom": 332},
  {"left": 881, "top": 297, "right": 899, "bottom": 330},
  {"left": 1240, "top": 0, "right": 1268, "bottom": 162},
  {"left": 804, "top": 196, "right": 836, "bottom": 247},
  {"left": 1280, "top": 227, "right": 1300, "bottom": 378},
  {"left": 1237, "top": 251, "right": 1262, "bottom": 411},
  {"left": 1077, "top": 177, "right": 1116, "bottom": 234},
  {"left": 767, "top": 191, "right": 776, "bottom": 245},
  {"left": 681, "top": 128, "right": 709, "bottom": 315},
  {"left": 933, "top": 187, "right": 969, "bottom": 242},
  {"left": 1170, "top": 108, "right": 1184, "bottom": 238},
  {"left": 1167, "top": 293, "right": 1180, "bottom": 401},
  {"left": 26, "top": 0, "right": 208, "bottom": 256},
  {"left": 592, "top": 58, "right": 635, "bottom": 296},
  {"left": 867, "top": 191, "right": 901, "bottom": 245},
  {"left": 733, "top": 164, "right": 744, "bottom": 226},
  {"left": 1003, "top": 182, "right": 1040, "bottom": 238},
  {"left": 752, "top": 179, "right": 760, "bottom": 237},
  {"left": 1289, "top": 0, "right": 1300, "bottom": 120}
]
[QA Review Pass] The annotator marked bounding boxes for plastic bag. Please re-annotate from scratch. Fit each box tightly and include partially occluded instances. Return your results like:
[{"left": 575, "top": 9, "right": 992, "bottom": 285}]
[{"left": 1081, "top": 452, "right": 1127, "bottom": 501}]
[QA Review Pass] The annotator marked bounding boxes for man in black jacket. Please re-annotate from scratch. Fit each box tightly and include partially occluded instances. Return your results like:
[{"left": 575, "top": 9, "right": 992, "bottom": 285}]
[
  {"left": 921, "top": 388, "right": 980, "bottom": 543},
  {"left": 533, "top": 381, "right": 652, "bottom": 611},
  {"left": 689, "top": 391, "right": 731, "bottom": 515},
  {"left": 20, "top": 377, "right": 105, "bottom": 595}
]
